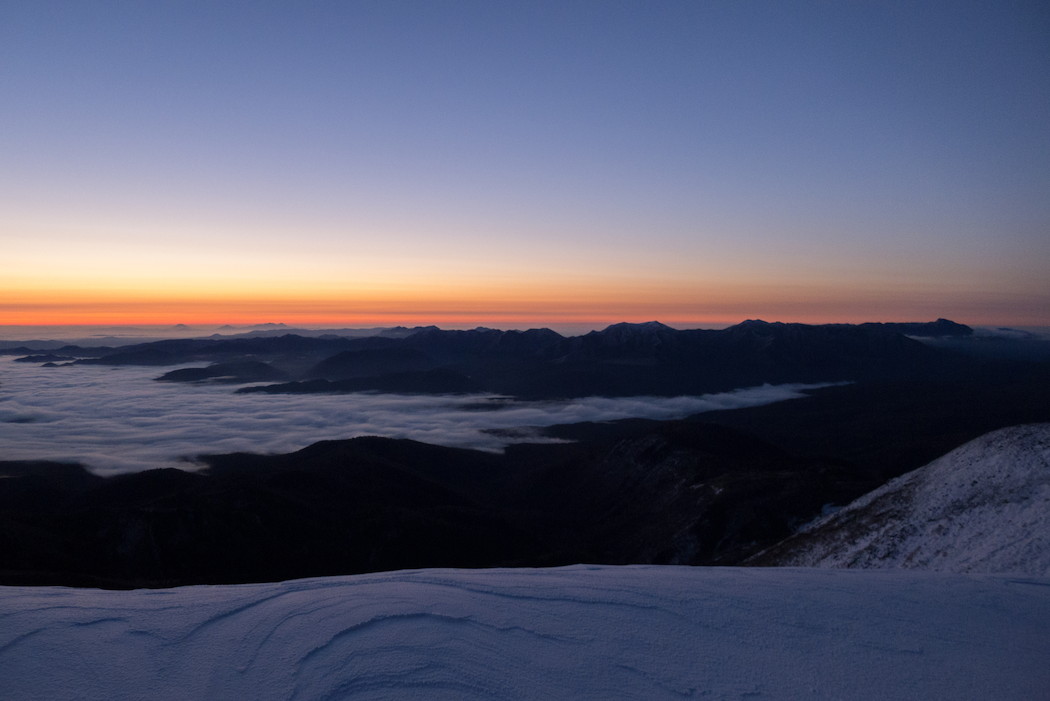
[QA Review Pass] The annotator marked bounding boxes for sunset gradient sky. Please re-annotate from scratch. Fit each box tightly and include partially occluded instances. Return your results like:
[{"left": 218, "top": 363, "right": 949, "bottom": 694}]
[{"left": 3, "top": 1, "right": 1048, "bottom": 329}]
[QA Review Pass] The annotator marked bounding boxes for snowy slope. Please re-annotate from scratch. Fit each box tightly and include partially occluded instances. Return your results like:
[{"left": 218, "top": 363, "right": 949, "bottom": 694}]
[
  {"left": 754, "top": 423, "right": 1050, "bottom": 575},
  {"left": 2, "top": 565, "right": 1048, "bottom": 700}
]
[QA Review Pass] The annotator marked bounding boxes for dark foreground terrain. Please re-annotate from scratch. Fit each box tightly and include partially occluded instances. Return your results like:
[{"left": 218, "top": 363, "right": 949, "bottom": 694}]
[{"left": 3, "top": 357, "right": 1047, "bottom": 588}]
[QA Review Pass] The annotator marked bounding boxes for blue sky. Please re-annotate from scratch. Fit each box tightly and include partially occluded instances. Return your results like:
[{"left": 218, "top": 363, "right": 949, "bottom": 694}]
[{"left": 2, "top": 1, "right": 1048, "bottom": 327}]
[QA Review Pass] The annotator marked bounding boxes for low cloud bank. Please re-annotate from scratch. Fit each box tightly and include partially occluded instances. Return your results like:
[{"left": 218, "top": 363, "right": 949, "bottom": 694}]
[{"left": 0, "top": 359, "right": 834, "bottom": 475}]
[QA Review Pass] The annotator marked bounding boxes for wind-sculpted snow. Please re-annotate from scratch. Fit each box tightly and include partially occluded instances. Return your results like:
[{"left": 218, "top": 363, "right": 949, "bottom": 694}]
[
  {"left": 1, "top": 566, "right": 1047, "bottom": 700},
  {"left": 0, "top": 357, "right": 833, "bottom": 474},
  {"left": 756, "top": 424, "right": 1050, "bottom": 575}
]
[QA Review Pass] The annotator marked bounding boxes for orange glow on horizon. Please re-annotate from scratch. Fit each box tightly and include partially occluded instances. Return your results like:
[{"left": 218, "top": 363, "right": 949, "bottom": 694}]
[
  {"left": 3, "top": 266, "right": 1047, "bottom": 329},
  {"left": 0, "top": 286, "right": 1045, "bottom": 329}
]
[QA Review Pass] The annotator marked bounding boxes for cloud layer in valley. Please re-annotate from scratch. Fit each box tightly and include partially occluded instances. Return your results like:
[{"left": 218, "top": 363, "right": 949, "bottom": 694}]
[{"left": 0, "top": 359, "right": 832, "bottom": 475}]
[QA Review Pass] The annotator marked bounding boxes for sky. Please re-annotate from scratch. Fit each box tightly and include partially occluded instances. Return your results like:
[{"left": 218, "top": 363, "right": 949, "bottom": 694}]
[{"left": 2, "top": 1, "right": 1048, "bottom": 329}]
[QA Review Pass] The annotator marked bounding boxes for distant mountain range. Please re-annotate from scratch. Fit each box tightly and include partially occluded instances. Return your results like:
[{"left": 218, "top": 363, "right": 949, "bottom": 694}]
[{"left": 5, "top": 318, "right": 1011, "bottom": 398}]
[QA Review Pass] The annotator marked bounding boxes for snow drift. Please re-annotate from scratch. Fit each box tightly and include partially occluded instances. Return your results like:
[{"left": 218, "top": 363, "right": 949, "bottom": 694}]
[
  {"left": 2, "top": 565, "right": 1048, "bottom": 700},
  {"left": 753, "top": 423, "right": 1050, "bottom": 575}
]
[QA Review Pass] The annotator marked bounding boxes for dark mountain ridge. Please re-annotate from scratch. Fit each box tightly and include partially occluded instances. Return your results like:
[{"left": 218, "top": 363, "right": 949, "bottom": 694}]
[
  {"left": 72, "top": 318, "right": 975, "bottom": 397},
  {"left": 0, "top": 318, "right": 1007, "bottom": 400},
  {"left": 9, "top": 318, "right": 980, "bottom": 398},
  {"left": 0, "top": 424, "right": 845, "bottom": 587}
]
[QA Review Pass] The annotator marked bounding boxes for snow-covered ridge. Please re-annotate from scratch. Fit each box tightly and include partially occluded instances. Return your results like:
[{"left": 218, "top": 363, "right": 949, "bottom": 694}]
[
  {"left": 755, "top": 423, "right": 1050, "bottom": 575},
  {"left": 2, "top": 565, "right": 1048, "bottom": 700}
]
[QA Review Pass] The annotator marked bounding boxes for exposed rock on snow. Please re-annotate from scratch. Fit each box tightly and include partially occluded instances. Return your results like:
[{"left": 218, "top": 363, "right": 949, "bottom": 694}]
[
  {"left": 752, "top": 423, "right": 1050, "bottom": 575},
  {"left": 1, "top": 565, "right": 1048, "bottom": 700}
]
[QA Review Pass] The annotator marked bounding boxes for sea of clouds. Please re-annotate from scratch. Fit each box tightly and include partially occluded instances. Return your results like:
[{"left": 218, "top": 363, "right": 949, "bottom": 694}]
[{"left": 0, "top": 358, "right": 834, "bottom": 475}]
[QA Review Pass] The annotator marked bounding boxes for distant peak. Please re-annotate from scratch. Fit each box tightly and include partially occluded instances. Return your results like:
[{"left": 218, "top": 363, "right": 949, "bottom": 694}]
[
  {"left": 728, "top": 319, "right": 776, "bottom": 330},
  {"left": 599, "top": 321, "right": 675, "bottom": 333},
  {"left": 859, "top": 319, "right": 973, "bottom": 337}
]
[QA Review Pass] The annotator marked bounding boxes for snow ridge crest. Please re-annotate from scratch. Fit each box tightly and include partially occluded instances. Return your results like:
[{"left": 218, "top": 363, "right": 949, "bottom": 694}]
[{"left": 758, "top": 423, "right": 1050, "bottom": 575}]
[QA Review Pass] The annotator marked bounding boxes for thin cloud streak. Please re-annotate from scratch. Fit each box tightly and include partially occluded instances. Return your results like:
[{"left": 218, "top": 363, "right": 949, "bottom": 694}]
[{"left": 0, "top": 359, "right": 834, "bottom": 476}]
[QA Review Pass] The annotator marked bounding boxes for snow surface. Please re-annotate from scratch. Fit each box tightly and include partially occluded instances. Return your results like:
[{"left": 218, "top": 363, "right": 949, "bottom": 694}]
[
  {"left": 763, "top": 424, "right": 1050, "bottom": 575},
  {"left": 2, "top": 565, "right": 1048, "bottom": 700}
]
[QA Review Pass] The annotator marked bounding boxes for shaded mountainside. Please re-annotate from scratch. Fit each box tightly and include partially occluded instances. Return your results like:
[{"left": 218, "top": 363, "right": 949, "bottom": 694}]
[
  {"left": 307, "top": 346, "right": 435, "bottom": 380},
  {"left": 858, "top": 318, "right": 973, "bottom": 337},
  {"left": 699, "top": 361, "right": 1050, "bottom": 486},
  {"left": 750, "top": 424, "right": 1050, "bottom": 575},
  {"left": 237, "top": 369, "right": 480, "bottom": 395},
  {"left": 0, "top": 422, "right": 850, "bottom": 588},
  {"left": 497, "top": 319, "right": 957, "bottom": 397},
  {"left": 155, "top": 360, "right": 290, "bottom": 383}
]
